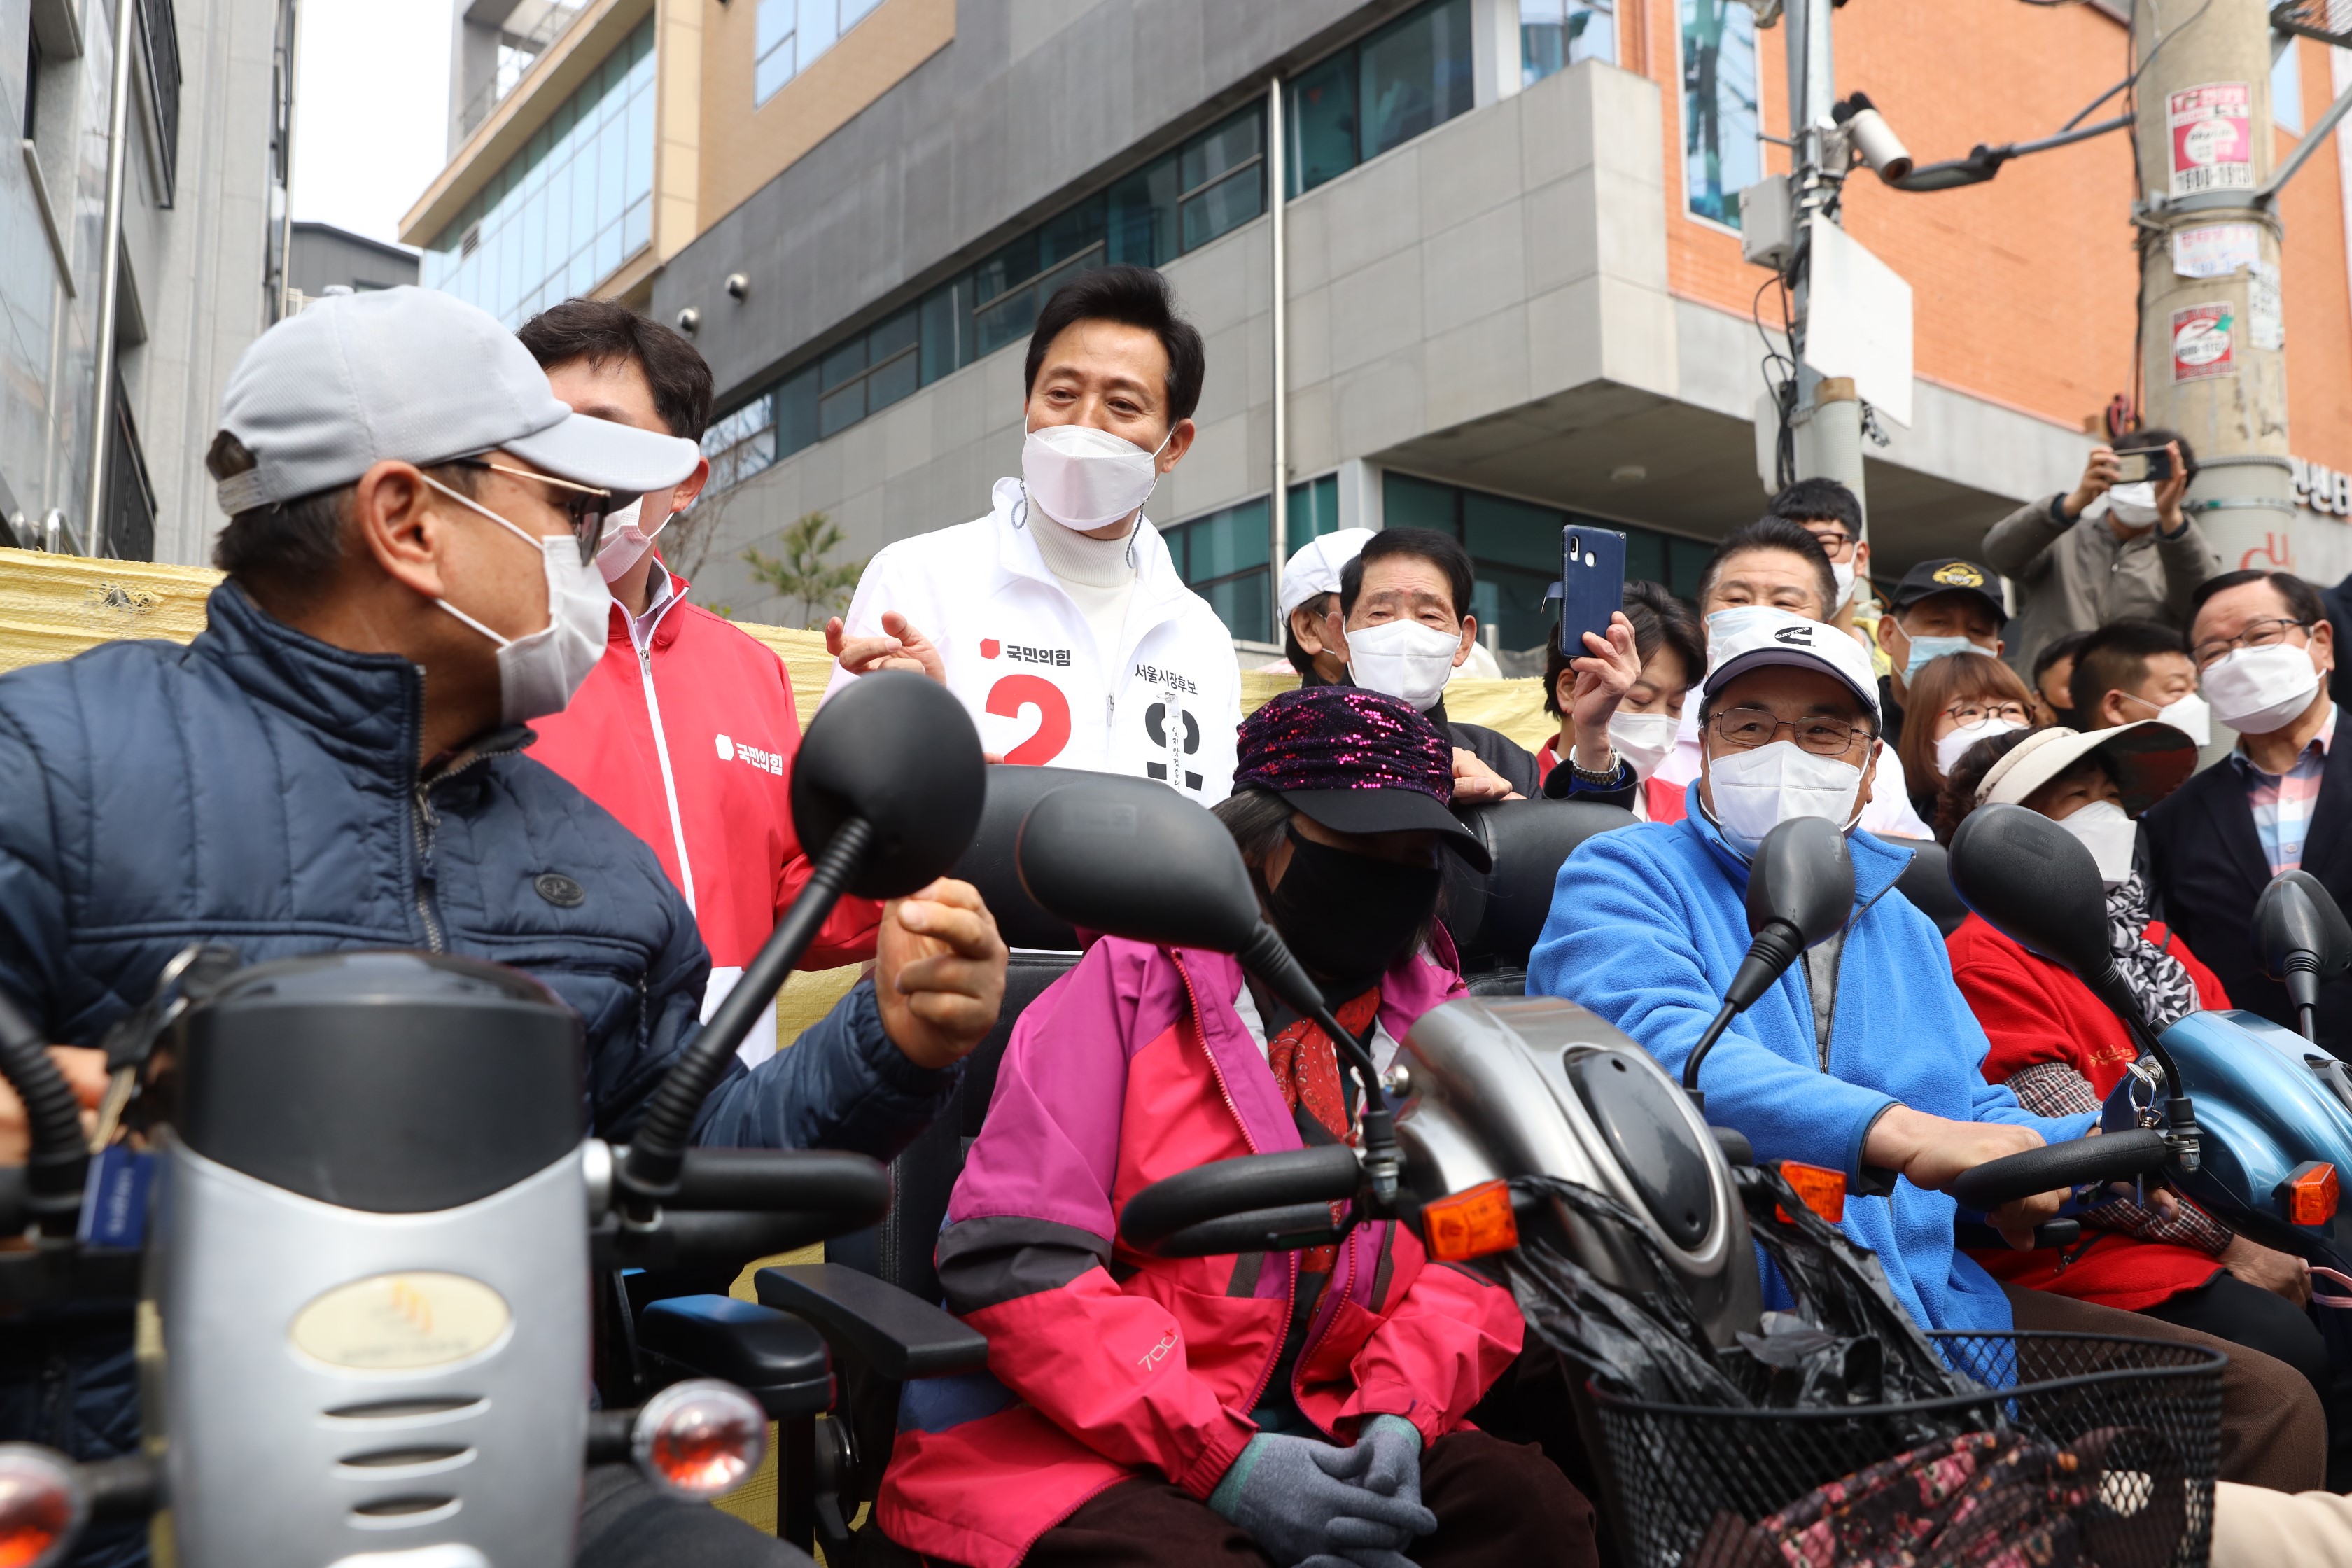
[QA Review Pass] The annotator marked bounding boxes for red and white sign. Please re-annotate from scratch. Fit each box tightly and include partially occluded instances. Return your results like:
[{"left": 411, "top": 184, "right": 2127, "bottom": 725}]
[
  {"left": 2169, "top": 83, "right": 2253, "bottom": 196},
  {"left": 2171, "top": 303, "right": 2236, "bottom": 382}
]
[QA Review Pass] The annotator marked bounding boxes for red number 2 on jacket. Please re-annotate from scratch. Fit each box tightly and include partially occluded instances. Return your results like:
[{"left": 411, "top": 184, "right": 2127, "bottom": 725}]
[{"left": 984, "top": 674, "right": 1072, "bottom": 765}]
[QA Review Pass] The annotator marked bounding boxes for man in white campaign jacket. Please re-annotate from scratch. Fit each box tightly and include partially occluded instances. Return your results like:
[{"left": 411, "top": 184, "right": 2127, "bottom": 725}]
[{"left": 822, "top": 266, "right": 1242, "bottom": 802}]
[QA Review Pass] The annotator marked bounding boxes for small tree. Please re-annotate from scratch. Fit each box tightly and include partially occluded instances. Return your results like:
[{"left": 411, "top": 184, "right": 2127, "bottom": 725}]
[{"left": 743, "top": 512, "right": 867, "bottom": 629}]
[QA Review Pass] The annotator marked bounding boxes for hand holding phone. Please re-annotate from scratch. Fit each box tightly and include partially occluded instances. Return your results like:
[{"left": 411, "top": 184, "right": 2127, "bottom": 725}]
[
  {"left": 1558, "top": 526, "right": 1629, "bottom": 659},
  {"left": 2113, "top": 446, "right": 2173, "bottom": 484}
]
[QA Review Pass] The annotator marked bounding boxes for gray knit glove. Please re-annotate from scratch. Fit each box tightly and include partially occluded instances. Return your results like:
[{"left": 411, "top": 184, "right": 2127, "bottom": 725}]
[
  {"left": 1304, "top": 1415, "right": 1429, "bottom": 1568},
  {"left": 1207, "top": 1432, "right": 1438, "bottom": 1567}
]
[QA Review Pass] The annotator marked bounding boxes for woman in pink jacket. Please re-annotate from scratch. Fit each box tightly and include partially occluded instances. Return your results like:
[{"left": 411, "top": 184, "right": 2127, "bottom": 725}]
[{"left": 875, "top": 687, "right": 1592, "bottom": 1567}]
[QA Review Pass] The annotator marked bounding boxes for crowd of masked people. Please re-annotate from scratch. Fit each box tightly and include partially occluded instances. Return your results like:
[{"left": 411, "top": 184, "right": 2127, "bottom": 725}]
[{"left": 4, "top": 260, "right": 2352, "bottom": 1566}]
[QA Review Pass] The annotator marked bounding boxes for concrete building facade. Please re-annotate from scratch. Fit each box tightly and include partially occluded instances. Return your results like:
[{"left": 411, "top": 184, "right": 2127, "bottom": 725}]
[
  {"left": 286, "top": 219, "right": 420, "bottom": 310},
  {"left": 1, "top": 0, "right": 295, "bottom": 564},
  {"left": 405, "top": 0, "right": 2352, "bottom": 650}
]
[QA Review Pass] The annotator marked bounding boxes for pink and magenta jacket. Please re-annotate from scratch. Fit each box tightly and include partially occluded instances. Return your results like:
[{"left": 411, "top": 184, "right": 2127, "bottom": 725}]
[{"left": 873, "top": 934, "right": 1525, "bottom": 1567}]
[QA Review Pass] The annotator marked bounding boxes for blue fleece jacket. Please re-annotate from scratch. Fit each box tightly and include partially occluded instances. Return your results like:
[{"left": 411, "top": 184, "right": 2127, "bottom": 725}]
[{"left": 1527, "top": 785, "right": 2091, "bottom": 1335}]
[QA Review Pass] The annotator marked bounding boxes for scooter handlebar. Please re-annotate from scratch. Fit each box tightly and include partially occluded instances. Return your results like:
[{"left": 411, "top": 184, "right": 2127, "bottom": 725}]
[
  {"left": 669, "top": 1147, "right": 890, "bottom": 1225},
  {"left": 1119, "top": 1147, "right": 1362, "bottom": 1252},
  {"left": 1947, "top": 1128, "right": 2169, "bottom": 1212}
]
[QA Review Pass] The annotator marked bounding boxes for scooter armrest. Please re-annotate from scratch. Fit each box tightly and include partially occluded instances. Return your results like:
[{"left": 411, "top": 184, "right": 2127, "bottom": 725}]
[
  {"left": 637, "top": 1294, "right": 833, "bottom": 1420},
  {"left": 753, "top": 1262, "right": 987, "bottom": 1382}
]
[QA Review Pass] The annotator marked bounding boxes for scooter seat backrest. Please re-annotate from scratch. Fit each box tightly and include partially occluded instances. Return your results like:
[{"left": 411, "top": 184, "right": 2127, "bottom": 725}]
[
  {"left": 1881, "top": 835, "right": 1967, "bottom": 938},
  {"left": 1444, "top": 799, "right": 1636, "bottom": 973}
]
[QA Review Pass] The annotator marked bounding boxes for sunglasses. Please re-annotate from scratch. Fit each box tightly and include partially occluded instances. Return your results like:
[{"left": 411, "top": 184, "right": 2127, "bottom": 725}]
[{"left": 451, "top": 458, "right": 621, "bottom": 567}]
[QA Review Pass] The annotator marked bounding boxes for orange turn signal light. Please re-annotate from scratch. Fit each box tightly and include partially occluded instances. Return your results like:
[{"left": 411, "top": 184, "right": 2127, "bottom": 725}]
[
  {"left": 0, "top": 1443, "right": 84, "bottom": 1568},
  {"left": 2286, "top": 1161, "right": 2340, "bottom": 1227},
  {"left": 1422, "top": 1180, "right": 1520, "bottom": 1263},
  {"left": 631, "top": 1380, "right": 769, "bottom": 1500},
  {"left": 1777, "top": 1161, "right": 1847, "bottom": 1225}
]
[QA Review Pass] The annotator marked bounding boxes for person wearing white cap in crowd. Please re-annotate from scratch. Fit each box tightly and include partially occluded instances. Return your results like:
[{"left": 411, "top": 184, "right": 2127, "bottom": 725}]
[
  {"left": 1266, "top": 526, "right": 1373, "bottom": 680},
  {"left": 0, "top": 285, "right": 1009, "bottom": 1568},
  {"left": 1529, "top": 606, "right": 2328, "bottom": 1491},
  {"left": 1653, "top": 519, "right": 1936, "bottom": 839},
  {"left": 822, "top": 267, "right": 1241, "bottom": 802}
]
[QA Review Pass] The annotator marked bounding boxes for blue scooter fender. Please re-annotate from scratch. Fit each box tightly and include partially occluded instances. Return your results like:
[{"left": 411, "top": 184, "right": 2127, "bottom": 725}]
[{"left": 2148, "top": 1008, "right": 2352, "bottom": 1270}]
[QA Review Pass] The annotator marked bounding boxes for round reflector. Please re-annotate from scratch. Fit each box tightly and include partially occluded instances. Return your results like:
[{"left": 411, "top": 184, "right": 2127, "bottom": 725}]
[
  {"left": 0, "top": 1445, "right": 84, "bottom": 1568},
  {"left": 630, "top": 1380, "right": 768, "bottom": 1499}
]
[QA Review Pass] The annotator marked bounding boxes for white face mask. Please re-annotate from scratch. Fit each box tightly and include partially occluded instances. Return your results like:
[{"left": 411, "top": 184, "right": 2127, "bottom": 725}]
[
  {"left": 2120, "top": 689, "right": 2212, "bottom": 748},
  {"left": 2202, "top": 641, "right": 2323, "bottom": 735},
  {"left": 1935, "top": 717, "right": 2028, "bottom": 775},
  {"left": 1348, "top": 619, "right": 1462, "bottom": 713},
  {"left": 595, "top": 496, "right": 673, "bottom": 584},
  {"left": 2104, "top": 482, "right": 2162, "bottom": 526},
  {"left": 1608, "top": 712, "right": 1681, "bottom": 780},
  {"left": 1703, "top": 740, "right": 1867, "bottom": 858},
  {"left": 424, "top": 476, "right": 612, "bottom": 724},
  {"left": 1830, "top": 559, "right": 1856, "bottom": 606},
  {"left": 2056, "top": 797, "right": 2137, "bottom": 890},
  {"left": 1020, "top": 421, "right": 1172, "bottom": 530}
]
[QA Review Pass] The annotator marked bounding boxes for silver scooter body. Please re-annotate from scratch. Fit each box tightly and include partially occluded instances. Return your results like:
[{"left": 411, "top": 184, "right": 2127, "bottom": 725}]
[{"left": 1392, "top": 995, "right": 1761, "bottom": 1347}]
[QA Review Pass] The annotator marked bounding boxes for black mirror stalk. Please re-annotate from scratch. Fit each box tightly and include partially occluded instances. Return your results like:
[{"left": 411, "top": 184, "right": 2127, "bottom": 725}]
[{"left": 1684, "top": 818, "right": 1855, "bottom": 1110}]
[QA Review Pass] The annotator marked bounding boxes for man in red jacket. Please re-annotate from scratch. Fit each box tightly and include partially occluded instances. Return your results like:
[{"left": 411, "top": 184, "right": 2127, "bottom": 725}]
[{"left": 520, "top": 300, "right": 878, "bottom": 1065}]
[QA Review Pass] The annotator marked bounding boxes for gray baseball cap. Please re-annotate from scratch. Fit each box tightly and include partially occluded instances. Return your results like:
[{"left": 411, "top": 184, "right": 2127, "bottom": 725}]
[{"left": 214, "top": 286, "right": 700, "bottom": 515}]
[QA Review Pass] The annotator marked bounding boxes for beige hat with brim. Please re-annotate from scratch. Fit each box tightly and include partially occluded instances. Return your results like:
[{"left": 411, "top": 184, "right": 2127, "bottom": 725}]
[{"left": 1974, "top": 720, "right": 2199, "bottom": 816}]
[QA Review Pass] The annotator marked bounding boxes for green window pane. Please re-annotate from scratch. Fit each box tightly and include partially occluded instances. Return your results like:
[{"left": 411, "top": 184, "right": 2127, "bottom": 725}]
[
  {"left": 1180, "top": 165, "right": 1264, "bottom": 251},
  {"left": 1359, "top": 0, "right": 1474, "bottom": 164},
  {"left": 973, "top": 287, "right": 1037, "bottom": 358},
  {"left": 1036, "top": 198, "right": 1106, "bottom": 271},
  {"left": 1107, "top": 156, "right": 1180, "bottom": 267},
  {"left": 972, "top": 231, "right": 1039, "bottom": 309},
  {"left": 1196, "top": 570, "right": 1273, "bottom": 644},
  {"left": 1382, "top": 471, "right": 1457, "bottom": 534},
  {"left": 777, "top": 368, "right": 820, "bottom": 458},
  {"left": 818, "top": 381, "right": 864, "bottom": 439},
  {"left": 1187, "top": 500, "right": 1271, "bottom": 578},
  {"left": 869, "top": 306, "right": 919, "bottom": 361},
  {"left": 1668, "top": 536, "right": 1714, "bottom": 599},
  {"left": 1287, "top": 53, "right": 1357, "bottom": 195},
  {"left": 820, "top": 337, "right": 867, "bottom": 390},
  {"left": 1478, "top": 564, "right": 1558, "bottom": 653},
  {"left": 918, "top": 284, "right": 958, "bottom": 385},
  {"left": 1287, "top": 474, "right": 1340, "bottom": 543},
  {"left": 1623, "top": 526, "right": 1664, "bottom": 587},
  {"left": 1681, "top": 0, "right": 1759, "bottom": 226},
  {"left": 867, "top": 348, "right": 918, "bottom": 413},
  {"left": 1182, "top": 108, "right": 1261, "bottom": 192},
  {"left": 1462, "top": 489, "right": 1564, "bottom": 573}
]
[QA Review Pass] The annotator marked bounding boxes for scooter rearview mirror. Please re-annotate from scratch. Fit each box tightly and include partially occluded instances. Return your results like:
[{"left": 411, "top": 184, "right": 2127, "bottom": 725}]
[
  {"left": 1017, "top": 781, "right": 1405, "bottom": 1201},
  {"left": 621, "top": 671, "right": 987, "bottom": 1215},
  {"left": 2256, "top": 869, "right": 2352, "bottom": 1042},
  {"left": 1683, "top": 817, "right": 1854, "bottom": 1102}
]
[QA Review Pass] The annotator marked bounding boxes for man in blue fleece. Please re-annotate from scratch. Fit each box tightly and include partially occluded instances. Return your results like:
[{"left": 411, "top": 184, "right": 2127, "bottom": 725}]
[{"left": 1530, "top": 606, "right": 2322, "bottom": 1489}]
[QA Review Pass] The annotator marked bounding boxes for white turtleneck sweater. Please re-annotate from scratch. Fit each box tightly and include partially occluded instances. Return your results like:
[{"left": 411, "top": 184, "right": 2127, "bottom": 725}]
[{"left": 1026, "top": 503, "right": 1141, "bottom": 662}]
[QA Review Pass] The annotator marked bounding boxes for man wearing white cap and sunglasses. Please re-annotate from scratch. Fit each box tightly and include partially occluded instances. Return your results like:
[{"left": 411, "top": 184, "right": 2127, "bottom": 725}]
[
  {"left": 0, "top": 286, "right": 1007, "bottom": 1568},
  {"left": 1530, "top": 606, "right": 2325, "bottom": 1488}
]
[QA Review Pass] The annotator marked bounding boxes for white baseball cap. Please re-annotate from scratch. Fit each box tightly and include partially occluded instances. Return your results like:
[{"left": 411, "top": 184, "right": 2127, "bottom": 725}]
[
  {"left": 1701, "top": 606, "right": 1882, "bottom": 723},
  {"left": 214, "top": 286, "right": 700, "bottom": 514},
  {"left": 1278, "top": 528, "right": 1374, "bottom": 617}
]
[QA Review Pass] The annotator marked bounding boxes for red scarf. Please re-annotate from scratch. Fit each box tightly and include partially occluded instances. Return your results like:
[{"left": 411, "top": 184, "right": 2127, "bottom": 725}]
[{"left": 1266, "top": 988, "right": 1380, "bottom": 1273}]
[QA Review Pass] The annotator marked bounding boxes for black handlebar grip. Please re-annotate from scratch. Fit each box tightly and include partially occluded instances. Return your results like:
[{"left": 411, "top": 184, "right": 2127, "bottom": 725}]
[
  {"left": 669, "top": 1147, "right": 890, "bottom": 1224},
  {"left": 1119, "top": 1147, "right": 1362, "bottom": 1251},
  {"left": 1948, "top": 1129, "right": 2169, "bottom": 1212}
]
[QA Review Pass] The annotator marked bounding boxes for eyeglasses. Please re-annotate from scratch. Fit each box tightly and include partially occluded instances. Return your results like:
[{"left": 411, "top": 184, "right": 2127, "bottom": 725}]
[
  {"left": 1805, "top": 528, "right": 1856, "bottom": 560},
  {"left": 1709, "top": 706, "right": 1875, "bottom": 757},
  {"left": 451, "top": 459, "right": 617, "bottom": 566},
  {"left": 1940, "top": 699, "right": 2031, "bottom": 727},
  {"left": 2190, "top": 617, "right": 2311, "bottom": 671}
]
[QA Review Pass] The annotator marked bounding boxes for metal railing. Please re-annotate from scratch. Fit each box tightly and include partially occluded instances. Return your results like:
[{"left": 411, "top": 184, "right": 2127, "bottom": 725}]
[{"left": 451, "top": 0, "right": 594, "bottom": 146}]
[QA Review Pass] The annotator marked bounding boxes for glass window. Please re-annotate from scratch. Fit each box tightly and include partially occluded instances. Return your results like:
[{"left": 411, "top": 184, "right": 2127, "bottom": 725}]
[
  {"left": 1178, "top": 108, "right": 1264, "bottom": 253},
  {"left": 1287, "top": 474, "right": 1341, "bottom": 545},
  {"left": 1108, "top": 156, "right": 1181, "bottom": 266},
  {"left": 1288, "top": 0, "right": 1473, "bottom": 196},
  {"left": 2274, "top": 40, "right": 2304, "bottom": 135},
  {"left": 1360, "top": 0, "right": 1474, "bottom": 164},
  {"left": 1381, "top": 471, "right": 1459, "bottom": 533},
  {"left": 703, "top": 396, "right": 778, "bottom": 492},
  {"left": 755, "top": 0, "right": 883, "bottom": 107},
  {"left": 1166, "top": 498, "right": 1273, "bottom": 642},
  {"left": 419, "top": 19, "right": 657, "bottom": 326},
  {"left": 777, "top": 365, "right": 821, "bottom": 459},
  {"left": 918, "top": 282, "right": 960, "bottom": 385},
  {"left": 1521, "top": 0, "right": 1615, "bottom": 85},
  {"left": 1681, "top": 0, "right": 1760, "bottom": 226}
]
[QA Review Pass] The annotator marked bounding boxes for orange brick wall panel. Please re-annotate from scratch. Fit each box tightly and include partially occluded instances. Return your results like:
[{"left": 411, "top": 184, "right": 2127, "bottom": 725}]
[{"left": 2277, "top": 42, "right": 2352, "bottom": 476}]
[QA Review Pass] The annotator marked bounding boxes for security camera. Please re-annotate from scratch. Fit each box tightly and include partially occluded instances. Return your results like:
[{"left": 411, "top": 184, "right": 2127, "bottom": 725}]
[
  {"left": 724, "top": 273, "right": 749, "bottom": 302},
  {"left": 1835, "top": 93, "right": 1912, "bottom": 183},
  {"left": 676, "top": 307, "right": 701, "bottom": 335}
]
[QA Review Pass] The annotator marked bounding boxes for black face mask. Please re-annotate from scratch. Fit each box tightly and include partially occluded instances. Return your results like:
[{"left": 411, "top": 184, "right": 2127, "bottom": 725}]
[{"left": 1265, "top": 826, "right": 1442, "bottom": 997}]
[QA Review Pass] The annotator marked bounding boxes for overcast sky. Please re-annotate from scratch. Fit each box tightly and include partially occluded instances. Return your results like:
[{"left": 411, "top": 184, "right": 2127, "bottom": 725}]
[{"left": 288, "top": 0, "right": 451, "bottom": 251}]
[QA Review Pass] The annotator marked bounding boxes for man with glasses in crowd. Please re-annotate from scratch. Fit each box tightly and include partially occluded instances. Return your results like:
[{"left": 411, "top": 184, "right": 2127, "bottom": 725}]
[
  {"left": 1531, "top": 606, "right": 2325, "bottom": 1487},
  {"left": 1768, "top": 478, "right": 1875, "bottom": 648},
  {"left": 2146, "top": 570, "right": 2351, "bottom": 1054},
  {"left": 0, "top": 288, "right": 1008, "bottom": 1568}
]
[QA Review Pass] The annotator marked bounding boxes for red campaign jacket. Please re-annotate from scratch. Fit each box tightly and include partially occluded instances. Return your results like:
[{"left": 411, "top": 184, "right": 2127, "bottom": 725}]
[
  {"left": 875, "top": 936, "right": 1522, "bottom": 1567},
  {"left": 529, "top": 570, "right": 878, "bottom": 1049},
  {"left": 1946, "top": 911, "right": 2232, "bottom": 1310}
]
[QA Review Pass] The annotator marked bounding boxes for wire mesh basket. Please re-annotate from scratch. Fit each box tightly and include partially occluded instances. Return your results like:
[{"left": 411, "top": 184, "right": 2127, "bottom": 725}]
[{"left": 1590, "top": 1331, "right": 2224, "bottom": 1568}]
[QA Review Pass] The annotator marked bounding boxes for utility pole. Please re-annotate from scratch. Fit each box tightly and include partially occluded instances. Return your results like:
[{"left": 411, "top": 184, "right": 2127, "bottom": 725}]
[
  {"left": 2132, "top": 0, "right": 2293, "bottom": 575},
  {"left": 1779, "top": 0, "right": 1870, "bottom": 526}
]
